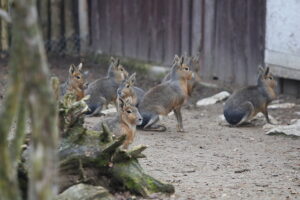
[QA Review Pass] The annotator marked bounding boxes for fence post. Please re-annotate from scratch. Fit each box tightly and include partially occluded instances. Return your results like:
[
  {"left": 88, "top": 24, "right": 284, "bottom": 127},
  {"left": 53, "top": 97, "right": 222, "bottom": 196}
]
[
  {"left": 64, "top": 0, "right": 76, "bottom": 55},
  {"left": 78, "top": 0, "right": 89, "bottom": 55},
  {"left": 50, "top": 0, "right": 62, "bottom": 53}
]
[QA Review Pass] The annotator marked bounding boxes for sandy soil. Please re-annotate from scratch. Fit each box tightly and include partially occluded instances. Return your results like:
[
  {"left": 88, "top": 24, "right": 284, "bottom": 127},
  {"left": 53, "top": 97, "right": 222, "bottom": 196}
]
[
  {"left": 1, "top": 56, "right": 299, "bottom": 200},
  {"left": 85, "top": 102, "right": 300, "bottom": 200}
]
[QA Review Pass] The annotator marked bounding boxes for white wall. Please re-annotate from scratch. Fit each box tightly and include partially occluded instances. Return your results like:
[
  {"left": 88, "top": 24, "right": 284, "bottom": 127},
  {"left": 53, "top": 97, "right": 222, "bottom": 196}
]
[{"left": 265, "top": 0, "right": 300, "bottom": 80}]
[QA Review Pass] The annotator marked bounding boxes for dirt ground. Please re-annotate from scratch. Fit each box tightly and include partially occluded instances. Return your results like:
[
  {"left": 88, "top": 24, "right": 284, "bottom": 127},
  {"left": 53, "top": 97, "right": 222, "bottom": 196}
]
[
  {"left": 1, "top": 56, "right": 300, "bottom": 200},
  {"left": 86, "top": 103, "right": 300, "bottom": 200}
]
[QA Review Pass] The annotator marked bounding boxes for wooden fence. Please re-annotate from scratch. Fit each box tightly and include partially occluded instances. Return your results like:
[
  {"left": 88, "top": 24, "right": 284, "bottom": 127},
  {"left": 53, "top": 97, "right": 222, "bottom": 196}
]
[
  {"left": 90, "top": 0, "right": 203, "bottom": 65},
  {"left": 0, "top": 0, "right": 266, "bottom": 86},
  {"left": 89, "top": 0, "right": 266, "bottom": 86},
  {"left": 202, "top": 0, "right": 266, "bottom": 85}
]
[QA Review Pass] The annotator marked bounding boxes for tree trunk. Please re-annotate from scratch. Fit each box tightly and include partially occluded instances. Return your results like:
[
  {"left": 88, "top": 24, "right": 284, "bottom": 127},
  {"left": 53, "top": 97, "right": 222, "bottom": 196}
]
[
  {"left": 0, "top": 0, "right": 9, "bottom": 51},
  {"left": 10, "top": 0, "right": 59, "bottom": 200}
]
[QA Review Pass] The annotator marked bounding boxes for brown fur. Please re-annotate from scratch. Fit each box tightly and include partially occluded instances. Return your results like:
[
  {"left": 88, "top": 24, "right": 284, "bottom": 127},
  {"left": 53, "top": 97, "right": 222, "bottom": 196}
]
[
  {"left": 224, "top": 66, "right": 277, "bottom": 125},
  {"left": 117, "top": 73, "right": 145, "bottom": 109},
  {"left": 61, "top": 63, "right": 87, "bottom": 101},
  {"left": 163, "top": 55, "right": 201, "bottom": 97},
  {"left": 139, "top": 55, "right": 193, "bottom": 132},
  {"left": 92, "top": 98, "right": 142, "bottom": 149}
]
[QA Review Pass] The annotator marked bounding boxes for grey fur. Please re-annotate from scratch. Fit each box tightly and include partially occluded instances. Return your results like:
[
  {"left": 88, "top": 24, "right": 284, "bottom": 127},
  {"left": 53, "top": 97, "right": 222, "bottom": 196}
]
[
  {"left": 223, "top": 67, "right": 277, "bottom": 126},
  {"left": 117, "top": 73, "right": 145, "bottom": 107},
  {"left": 85, "top": 58, "right": 128, "bottom": 116}
]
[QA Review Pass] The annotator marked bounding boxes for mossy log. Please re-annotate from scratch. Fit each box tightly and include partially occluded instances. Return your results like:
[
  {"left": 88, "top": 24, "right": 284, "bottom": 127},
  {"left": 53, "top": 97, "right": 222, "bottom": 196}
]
[
  {"left": 57, "top": 124, "right": 174, "bottom": 197},
  {"left": 21, "top": 94, "right": 174, "bottom": 198}
]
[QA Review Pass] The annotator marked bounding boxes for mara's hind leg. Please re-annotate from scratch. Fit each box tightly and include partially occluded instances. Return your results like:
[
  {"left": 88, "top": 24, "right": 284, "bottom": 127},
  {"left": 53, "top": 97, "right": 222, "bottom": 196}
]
[
  {"left": 143, "top": 115, "right": 166, "bottom": 132},
  {"left": 236, "top": 101, "right": 255, "bottom": 126},
  {"left": 86, "top": 105, "right": 104, "bottom": 117},
  {"left": 174, "top": 108, "right": 184, "bottom": 132}
]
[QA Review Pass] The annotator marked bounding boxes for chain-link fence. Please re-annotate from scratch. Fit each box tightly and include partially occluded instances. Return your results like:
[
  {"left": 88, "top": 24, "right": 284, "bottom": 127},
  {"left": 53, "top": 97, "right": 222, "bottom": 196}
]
[{"left": 43, "top": 35, "right": 81, "bottom": 55}]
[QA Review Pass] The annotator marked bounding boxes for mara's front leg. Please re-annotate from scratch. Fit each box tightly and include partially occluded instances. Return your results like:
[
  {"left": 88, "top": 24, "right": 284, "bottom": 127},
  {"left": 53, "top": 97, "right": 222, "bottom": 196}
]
[
  {"left": 262, "top": 104, "right": 276, "bottom": 124},
  {"left": 174, "top": 107, "right": 184, "bottom": 132}
]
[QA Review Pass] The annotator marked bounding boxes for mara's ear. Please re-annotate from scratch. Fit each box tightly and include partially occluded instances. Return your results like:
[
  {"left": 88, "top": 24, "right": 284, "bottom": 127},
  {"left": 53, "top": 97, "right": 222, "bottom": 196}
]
[
  {"left": 119, "top": 97, "right": 125, "bottom": 109},
  {"left": 173, "top": 54, "right": 180, "bottom": 64},
  {"left": 128, "top": 72, "right": 136, "bottom": 85},
  {"left": 115, "top": 58, "right": 120, "bottom": 67},
  {"left": 258, "top": 65, "right": 264, "bottom": 75},
  {"left": 77, "top": 63, "right": 83, "bottom": 72},
  {"left": 264, "top": 67, "right": 270, "bottom": 76},
  {"left": 110, "top": 57, "right": 115, "bottom": 63},
  {"left": 69, "top": 64, "right": 76, "bottom": 75},
  {"left": 124, "top": 98, "right": 131, "bottom": 105},
  {"left": 192, "top": 53, "right": 200, "bottom": 63},
  {"left": 179, "top": 56, "right": 184, "bottom": 65}
]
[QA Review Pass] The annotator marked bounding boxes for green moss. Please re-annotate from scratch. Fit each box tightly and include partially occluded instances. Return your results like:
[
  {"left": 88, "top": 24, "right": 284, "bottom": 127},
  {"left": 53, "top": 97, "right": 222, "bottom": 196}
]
[{"left": 111, "top": 160, "right": 174, "bottom": 197}]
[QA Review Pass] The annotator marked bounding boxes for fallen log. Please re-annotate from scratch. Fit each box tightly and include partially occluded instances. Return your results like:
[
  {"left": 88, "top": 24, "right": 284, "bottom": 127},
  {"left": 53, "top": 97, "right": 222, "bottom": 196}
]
[{"left": 21, "top": 93, "right": 174, "bottom": 198}]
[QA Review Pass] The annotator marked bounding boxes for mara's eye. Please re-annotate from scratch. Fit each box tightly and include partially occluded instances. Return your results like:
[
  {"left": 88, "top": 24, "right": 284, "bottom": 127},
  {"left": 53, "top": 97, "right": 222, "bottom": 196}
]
[
  {"left": 184, "top": 67, "right": 189, "bottom": 71},
  {"left": 268, "top": 77, "right": 273, "bottom": 80},
  {"left": 76, "top": 76, "right": 81, "bottom": 79},
  {"left": 120, "top": 68, "right": 123, "bottom": 71},
  {"left": 126, "top": 110, "right": 132, "bottom": 114},
  {"left": 126, "top": 84, "right": 130, "bottom": 88}
]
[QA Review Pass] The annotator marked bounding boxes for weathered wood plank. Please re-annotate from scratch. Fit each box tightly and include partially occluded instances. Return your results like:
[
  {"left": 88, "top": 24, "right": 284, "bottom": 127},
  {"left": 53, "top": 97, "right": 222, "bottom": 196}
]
[
  {"left": 50, "top": 0, "right": 63, "bottom": 53},
  {"left": 90, "top": 0, "right": 100, "bottom": 51},
  {"left": 78, "top": 0, "right": 89, "bottom": 54},
  {"left": 181, "top": 0, "right": 192, "bottom": 56},
  {"left": 202, "top": 0, "right": 216, "bottom": 80},
  {"left": 64, "top": 0, "right": 76, "bottom": 54},
  {"left": 109, "top": 0, "right": 123, "bottom": 56},
  {"left": 122, "top": 0, "right": 137, "bottom": 58},
  {"left": 191, "top": 0, "right": 202, "bottom": 55},
  {"left": 136, "top": 0, "right": 150, "bottom": 61}
]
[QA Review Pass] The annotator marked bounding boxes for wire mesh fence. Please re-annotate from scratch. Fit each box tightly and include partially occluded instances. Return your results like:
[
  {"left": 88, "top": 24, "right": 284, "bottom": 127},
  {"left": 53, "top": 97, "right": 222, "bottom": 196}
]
[{"left": 44, "top": 35, "right": 81, "bottom": 55}]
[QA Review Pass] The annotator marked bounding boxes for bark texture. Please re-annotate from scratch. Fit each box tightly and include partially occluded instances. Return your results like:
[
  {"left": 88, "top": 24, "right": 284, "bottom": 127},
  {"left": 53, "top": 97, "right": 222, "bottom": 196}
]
[{"left": 0, "top": 1, "right": 58, "bottom": 200}]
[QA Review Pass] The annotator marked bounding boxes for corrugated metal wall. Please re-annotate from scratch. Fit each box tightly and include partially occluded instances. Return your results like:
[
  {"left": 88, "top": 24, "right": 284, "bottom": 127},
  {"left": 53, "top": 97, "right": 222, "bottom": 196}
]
[{"left": 88, "top": 0, "right": 266, "bottom": 86}]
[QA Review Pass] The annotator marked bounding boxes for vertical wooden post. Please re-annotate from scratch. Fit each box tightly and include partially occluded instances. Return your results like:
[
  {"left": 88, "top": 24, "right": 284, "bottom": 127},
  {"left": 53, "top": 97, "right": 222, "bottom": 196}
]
[
  {"left": 50, "top": 0, "right": 62, "bottom": 53},
  {"left": 78, "top": 0, "right": 89, "bottom": 55},
  {"left": 64, "top": 0, "right": 75, "bottom": 55}
]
